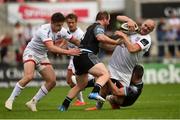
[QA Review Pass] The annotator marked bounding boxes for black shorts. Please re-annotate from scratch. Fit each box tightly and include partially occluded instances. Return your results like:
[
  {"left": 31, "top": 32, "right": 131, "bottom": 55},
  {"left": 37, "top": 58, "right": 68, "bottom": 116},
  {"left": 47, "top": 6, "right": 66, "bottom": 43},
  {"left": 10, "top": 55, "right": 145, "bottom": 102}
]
[{"left": 73, "top": 53, "right": 101, "bottom": 75}]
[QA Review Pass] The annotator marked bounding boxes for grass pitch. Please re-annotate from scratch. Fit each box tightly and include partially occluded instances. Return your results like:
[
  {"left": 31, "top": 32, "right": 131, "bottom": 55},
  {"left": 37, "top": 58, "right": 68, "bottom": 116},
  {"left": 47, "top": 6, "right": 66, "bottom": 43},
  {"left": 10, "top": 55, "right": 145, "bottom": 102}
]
[{"left": 0, "top": 84, "right": 180, "bottom": 119}]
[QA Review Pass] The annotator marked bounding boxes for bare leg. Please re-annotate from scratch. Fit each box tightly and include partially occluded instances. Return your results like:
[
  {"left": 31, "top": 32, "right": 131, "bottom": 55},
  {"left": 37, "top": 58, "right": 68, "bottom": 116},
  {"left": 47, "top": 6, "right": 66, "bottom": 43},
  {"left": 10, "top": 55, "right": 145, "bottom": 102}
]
[{"left": 5, "top": 61, "right": 35, "bottom": 111}]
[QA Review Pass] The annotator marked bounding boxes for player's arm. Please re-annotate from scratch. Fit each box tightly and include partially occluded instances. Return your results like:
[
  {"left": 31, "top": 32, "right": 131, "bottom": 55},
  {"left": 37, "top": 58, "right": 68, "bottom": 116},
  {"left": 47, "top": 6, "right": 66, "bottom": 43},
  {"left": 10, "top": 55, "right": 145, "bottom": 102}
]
[
  {"left": 96, "top": 34, "right": 122, "bottom": 45},
  {"left": 117, "top": 15, "right": 137, "bottom": 32},
  {"left": 54, "top": 39, "right": 68, "bottom": 49},
  {"left": 69, "top": 36, "right": 80, "bottom": 47},
  {"left": 115, "top": 31, "right": 141, "bottom": 53},
  {"left": 44, "top": 40, "right": 80, "bottom": 56},
  {"left": 107, "top": 80, "right": 125, "bottom": 96},
  {"left": 93, "top": 25, "right": 121, "bottom": 45}
]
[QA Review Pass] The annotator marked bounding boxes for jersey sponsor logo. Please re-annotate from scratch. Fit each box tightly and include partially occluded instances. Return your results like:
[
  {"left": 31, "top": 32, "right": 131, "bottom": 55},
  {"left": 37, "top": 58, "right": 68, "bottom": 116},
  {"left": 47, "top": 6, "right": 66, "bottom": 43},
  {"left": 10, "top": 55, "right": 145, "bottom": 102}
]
[{"left": 140, "top": 39, "right": 149, "bottom": 46}]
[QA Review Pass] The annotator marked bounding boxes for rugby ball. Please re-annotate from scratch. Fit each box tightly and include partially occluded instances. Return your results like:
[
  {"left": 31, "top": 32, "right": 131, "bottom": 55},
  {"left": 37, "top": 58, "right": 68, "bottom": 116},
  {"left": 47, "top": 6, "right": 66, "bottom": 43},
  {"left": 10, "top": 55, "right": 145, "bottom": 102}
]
[{"left": 120, "top": 22, "right": 139, "bottom": 34}]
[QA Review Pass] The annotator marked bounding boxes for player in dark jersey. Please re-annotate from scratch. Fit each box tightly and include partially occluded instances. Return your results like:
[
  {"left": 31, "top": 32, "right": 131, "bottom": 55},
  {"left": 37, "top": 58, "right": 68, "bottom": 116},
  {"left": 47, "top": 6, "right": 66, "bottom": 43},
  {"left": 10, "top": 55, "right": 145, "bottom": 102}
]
[
  {"left": 105, "top": 64, "right": 144, "bottom": 109},
  {"left": 58, "top": 11, "right": 122, "bottom": 111},
  {"left": 86, "top": 64, "right": 144, "bottom": 110}
]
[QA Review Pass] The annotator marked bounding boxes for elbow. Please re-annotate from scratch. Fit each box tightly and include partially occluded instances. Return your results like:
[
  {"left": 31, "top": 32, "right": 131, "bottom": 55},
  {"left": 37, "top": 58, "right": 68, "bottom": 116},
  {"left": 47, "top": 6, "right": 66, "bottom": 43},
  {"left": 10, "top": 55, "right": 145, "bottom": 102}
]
[
  {"left": 128, "top": 49, "right": 137, "bottom": 53},
  {"left": 128, "top": 46, "right": 140, "bottom": 53}
]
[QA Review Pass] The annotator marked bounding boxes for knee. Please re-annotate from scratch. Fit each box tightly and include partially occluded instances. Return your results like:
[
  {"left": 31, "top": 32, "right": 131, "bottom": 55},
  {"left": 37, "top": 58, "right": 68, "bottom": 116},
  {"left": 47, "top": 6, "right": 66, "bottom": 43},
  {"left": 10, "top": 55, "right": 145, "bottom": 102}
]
[
  {"left": 47, "top": 76, "right": 56, "bottom": 87},
  {"left": 104, "top": 72, "right": 110, "bottom": 80},
  {"left": 49, "top": 80, "right": 56, "bottom": 87},
  {"left": 24, "top": 74, "right": 34, "bottom": 81},
  {"left": 99, "top": 70, "right": 110, "bottom": 78},
  {"left": 67, "top": 80, "right": 75, "bottom": 87}
]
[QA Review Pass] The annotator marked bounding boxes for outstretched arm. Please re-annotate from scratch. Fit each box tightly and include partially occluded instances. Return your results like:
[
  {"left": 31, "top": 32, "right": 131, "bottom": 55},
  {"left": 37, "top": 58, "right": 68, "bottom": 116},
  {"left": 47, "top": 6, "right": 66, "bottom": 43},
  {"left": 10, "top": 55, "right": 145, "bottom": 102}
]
[
  {"left": 96, "top": 34, "right": 122, "bottom": 45},
  {"left": 117, "top": 15, "right": 138, "bottom": 32},
  {"left": 45, "top": 41, "right": 80, "bottom": 56}
]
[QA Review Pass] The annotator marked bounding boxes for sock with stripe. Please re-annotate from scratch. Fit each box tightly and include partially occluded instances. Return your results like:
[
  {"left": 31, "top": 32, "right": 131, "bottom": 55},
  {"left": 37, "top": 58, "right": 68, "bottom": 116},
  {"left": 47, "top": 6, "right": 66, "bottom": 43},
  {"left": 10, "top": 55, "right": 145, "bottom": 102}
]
[
  {"left": 32, "top": 85, "right": 48, "bottom": 102},
  {"left": 91, "top": 83, "right": 102, "bottom": 93},
  {"left": 62, "top": 96, "right": 72, "bottom": 109},
  {"left": 8, "top": 82, "right": 25, "bottom": 101}
]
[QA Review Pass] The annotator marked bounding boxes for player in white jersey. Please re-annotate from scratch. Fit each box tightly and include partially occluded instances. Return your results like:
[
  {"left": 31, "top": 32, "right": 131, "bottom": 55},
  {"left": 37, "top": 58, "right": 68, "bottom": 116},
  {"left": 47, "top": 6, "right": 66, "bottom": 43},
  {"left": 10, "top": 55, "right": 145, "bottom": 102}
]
[
  {"left": 65, "top": 13, "right": 86, "bottom": 106},
  {"left": 5, "top": 12, "right": 81, "bottom": 112},
  {"left": 86, "top": 16, "right": 155, "bottom": 110}
]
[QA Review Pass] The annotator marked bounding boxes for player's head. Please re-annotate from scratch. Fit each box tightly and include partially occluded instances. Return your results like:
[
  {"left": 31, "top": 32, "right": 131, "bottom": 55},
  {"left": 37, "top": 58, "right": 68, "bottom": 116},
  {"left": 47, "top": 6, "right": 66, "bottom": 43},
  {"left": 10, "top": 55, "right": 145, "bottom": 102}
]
[
  {"left": 51, "top": 12, "right": 65, "bottom": 32},
  {"left": 139, "top": 19, "right": 155, "bottom": 35},
  {"left": 66, "top": 13, "right": 78, "bottom": 32},
  {"left": 131, "top": 64, "right": 144, "bottom": 84},
  {"left": 96, "top": 11, "right": 110, "bottom": 26}
]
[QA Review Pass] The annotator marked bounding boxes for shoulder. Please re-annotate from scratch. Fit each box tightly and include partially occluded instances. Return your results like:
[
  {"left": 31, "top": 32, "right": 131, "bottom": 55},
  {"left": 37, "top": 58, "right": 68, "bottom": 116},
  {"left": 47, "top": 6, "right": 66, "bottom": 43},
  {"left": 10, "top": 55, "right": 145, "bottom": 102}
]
[
  {"left": 140, "top": 34, "right": 151, "bottom": 44},
  {"left": 76, "top": 27, "right": 84, "bottom": 35},
  {"left": 59, "top": 27, "right": 71, "bottom": 35},
  {"left": 94, "top": 24, "right": 105, "bottom": 34},
  {"left": 37, "top": 24, "right": 51, "bottom": 36},
  {"left": 60, "top": 27, "right": 68, "bottom": 32},
  {"left": 76, "top": 27, "right": 84, "bottom": 33},
  {"left": 136, "top": 34, "right": 151, "bottom": 45}
]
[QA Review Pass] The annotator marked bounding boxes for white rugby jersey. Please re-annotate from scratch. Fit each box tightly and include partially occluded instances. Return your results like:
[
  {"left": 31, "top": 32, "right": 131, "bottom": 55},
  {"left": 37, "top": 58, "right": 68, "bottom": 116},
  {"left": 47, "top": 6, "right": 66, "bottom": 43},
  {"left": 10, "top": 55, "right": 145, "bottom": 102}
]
[
  {"left": 26, "top": 23, "right": 73, "bottom": 55},
  {"left": 108, "top": 33, "right": 151, "bottom": 84},
  {"left": 67, "top": 27, "right": 84, "bottom": 49}
]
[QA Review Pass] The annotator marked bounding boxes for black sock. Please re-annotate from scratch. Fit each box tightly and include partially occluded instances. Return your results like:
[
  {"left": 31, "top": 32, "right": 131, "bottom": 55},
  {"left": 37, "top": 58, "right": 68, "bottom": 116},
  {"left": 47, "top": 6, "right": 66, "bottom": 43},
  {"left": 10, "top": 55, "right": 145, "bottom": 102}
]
[
  {"left": 62, "top": 96, "right": 72, "bottom": 109},
  {"left": 85, "top": 78, "right": 95, "bottom": 88},
  {"left": 91, "top": 83, "right": 102, "bottom": 93}
]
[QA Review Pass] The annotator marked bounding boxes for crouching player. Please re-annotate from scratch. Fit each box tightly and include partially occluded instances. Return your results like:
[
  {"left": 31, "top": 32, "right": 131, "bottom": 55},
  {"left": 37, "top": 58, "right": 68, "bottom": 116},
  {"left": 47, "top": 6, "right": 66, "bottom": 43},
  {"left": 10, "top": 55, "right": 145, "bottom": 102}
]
[{"left": 86, "top": 65, "right": 144, "bottom": 110}]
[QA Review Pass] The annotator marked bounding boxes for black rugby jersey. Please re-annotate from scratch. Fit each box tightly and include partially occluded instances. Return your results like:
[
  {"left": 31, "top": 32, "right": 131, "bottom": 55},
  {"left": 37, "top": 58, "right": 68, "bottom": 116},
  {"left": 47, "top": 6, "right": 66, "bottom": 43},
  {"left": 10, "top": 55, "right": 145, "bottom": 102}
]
[{"left": 80, "top": 22, "right": 105, "bottom": 55}]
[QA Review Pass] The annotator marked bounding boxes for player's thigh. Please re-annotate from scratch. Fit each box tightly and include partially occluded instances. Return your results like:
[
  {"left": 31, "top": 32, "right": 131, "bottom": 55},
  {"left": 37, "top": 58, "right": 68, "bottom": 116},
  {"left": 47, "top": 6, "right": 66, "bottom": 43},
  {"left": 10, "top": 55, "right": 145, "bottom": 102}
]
[
  {"left": 23, "top": 61, "right": 36, "bottom": 79},
  {"left": 76, "top": 74, "right": 88, "bottom": 87},
  {"left": 89, "top": 63, "right": 109, "bottom": 78},
  {"left": 40, "top": 65, "right": 56, "bottom": 82}
]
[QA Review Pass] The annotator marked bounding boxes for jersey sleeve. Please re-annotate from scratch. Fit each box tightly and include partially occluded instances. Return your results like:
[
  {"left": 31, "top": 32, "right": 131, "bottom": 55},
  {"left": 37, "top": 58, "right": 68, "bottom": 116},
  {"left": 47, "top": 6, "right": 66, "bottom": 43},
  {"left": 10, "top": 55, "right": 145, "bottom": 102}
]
[
  {"left": 77, "top": 29, "right": 85, "bottom": 40},
  {"left": 37, "top": 28, "right": 53, "bottom": 43},
  {"left": 60, "top": 27, "right": 73, "bottom": 41},
  {"left": 136, "top": 38, "right": 151, "bottom": 50},
  {"left": 94, "top": 25, "right": 105, "bottom": 36}
]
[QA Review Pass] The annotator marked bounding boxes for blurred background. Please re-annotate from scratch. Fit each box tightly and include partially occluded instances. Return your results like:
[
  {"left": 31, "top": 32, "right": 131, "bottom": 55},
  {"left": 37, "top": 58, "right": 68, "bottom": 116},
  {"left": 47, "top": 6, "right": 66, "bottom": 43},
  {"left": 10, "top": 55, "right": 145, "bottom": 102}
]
[{"left": 0, "top": 0, "right": 180, "bottom": 87}]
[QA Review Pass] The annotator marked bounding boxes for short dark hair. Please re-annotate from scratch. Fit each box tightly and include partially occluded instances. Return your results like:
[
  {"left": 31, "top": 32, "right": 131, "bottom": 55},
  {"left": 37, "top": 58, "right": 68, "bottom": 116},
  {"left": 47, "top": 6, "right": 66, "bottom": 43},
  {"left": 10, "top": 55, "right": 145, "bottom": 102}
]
[
  {"left": 96, "top": 11, "right": 109, "bottom": 21},
  {"left": 66, "top": 13, "right": 78, "bottom": 22},
  {"left": 51, "top": 12, "right": 65, "bottom": 23}
]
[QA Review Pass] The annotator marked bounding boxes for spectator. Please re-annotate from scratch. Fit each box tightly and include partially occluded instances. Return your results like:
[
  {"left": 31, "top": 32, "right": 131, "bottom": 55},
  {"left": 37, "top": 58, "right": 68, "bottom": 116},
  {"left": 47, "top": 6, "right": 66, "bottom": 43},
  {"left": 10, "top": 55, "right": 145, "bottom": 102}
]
[
  {"left": 156, "top": 18, "right": 166, "bottom": 57},
  {"left": 166, "top": 11, "right": 180, "bottom": 58},
  {"left": 0, "top": 33, "right": 12, "bottom": 63}
]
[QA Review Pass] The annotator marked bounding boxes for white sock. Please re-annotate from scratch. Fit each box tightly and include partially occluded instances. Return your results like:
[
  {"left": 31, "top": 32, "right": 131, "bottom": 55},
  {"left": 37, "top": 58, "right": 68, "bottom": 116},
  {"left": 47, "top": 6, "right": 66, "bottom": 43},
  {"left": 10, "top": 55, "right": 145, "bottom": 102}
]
[
  {"left": 77, "top": 91, "right": 84, "bottom": 102},
  {"left": 32, "top": 85, "right": 48, "bottom": 102},
  {"left": 9, "top": 82, "right": 24, "bottom": 101}
]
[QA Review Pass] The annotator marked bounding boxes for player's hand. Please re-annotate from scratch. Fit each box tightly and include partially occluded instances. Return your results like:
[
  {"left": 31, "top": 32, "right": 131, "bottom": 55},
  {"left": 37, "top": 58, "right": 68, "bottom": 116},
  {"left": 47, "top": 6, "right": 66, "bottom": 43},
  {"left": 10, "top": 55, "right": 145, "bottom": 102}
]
[
  {"left": 127, "top": 20, "right": 137, "bottom": 32},
  {"left": 67, "top": 48, "right": 81, "bottom": 56},
  {"left": 115, "top": 31, "right": 128, "bottom": 39},
  {"left": 116, "top": 38, "right": 123, "bottom": 45}
]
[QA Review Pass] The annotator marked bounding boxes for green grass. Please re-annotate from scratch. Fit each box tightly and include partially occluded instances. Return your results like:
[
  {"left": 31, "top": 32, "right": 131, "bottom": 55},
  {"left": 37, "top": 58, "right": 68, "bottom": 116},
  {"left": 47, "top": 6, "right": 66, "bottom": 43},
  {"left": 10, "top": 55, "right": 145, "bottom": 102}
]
[{"left": 0, "top": 84, "right": 180, "bottom": 119}]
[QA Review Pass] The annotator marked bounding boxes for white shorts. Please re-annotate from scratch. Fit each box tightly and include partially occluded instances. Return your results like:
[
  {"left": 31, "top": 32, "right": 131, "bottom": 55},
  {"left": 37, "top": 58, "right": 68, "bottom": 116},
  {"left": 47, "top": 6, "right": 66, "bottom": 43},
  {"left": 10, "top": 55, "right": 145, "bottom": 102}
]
[
  {"left": 23, "top": 48, "right": 51, "bottom": 71},
  {"left": 108, "top": 65, "right": 131, "bottom": 87}
]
